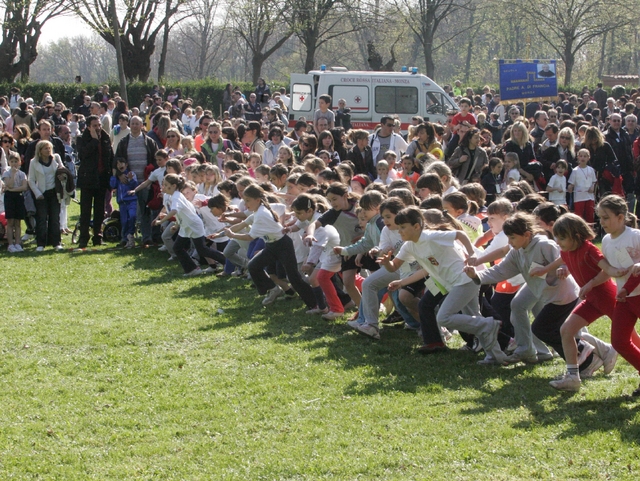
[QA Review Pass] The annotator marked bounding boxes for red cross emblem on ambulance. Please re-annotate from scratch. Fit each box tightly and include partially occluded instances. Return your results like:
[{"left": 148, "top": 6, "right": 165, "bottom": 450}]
[{"left": 354, "top": 96, "right": 362, "bottom": 103}]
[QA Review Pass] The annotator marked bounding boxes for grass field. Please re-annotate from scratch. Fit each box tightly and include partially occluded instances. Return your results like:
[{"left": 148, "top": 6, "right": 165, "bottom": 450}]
[{"left": 2, "top": 209, "right": 640, "bottom": 479}]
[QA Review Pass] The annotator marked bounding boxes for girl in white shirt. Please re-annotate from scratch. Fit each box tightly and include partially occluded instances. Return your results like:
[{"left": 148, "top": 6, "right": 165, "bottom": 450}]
[
  {"left": 224, "top": 184, "right": 317, "bottom": 309},
  {"left": 599, "top": 195, "right": 640, "bottom": 396},
  {"left": 153, "top": 175, "right": 225, "bottom": 276}
]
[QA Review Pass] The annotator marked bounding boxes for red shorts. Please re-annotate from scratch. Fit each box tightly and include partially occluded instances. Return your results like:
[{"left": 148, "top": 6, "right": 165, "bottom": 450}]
[{"left": 572, "top": 280, "right": 617, "bottom": 324}]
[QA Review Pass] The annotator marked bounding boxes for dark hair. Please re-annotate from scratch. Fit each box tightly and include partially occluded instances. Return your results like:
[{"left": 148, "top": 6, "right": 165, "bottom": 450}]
[
  {"left": 597, "top": 194, "right": 637, "bottom": 227},
  {"left": 532, "top": 202, "right": 567, "bottom": 225},
  {"left": 388, "top": 188, "right": 419, "bottom": 206},
  {"left": 444, "top": 191, "right": 477, "bottom": 216},
  {"left": 318, "top": 94, "right": 332, "bottom": 105},
  {"left": 291, "top": 193, "right": 316, "bottom": 212},
  {"left": 459, "top": 182, "right": 486, "bottom": 207},
  {"left": 416, "top": 173, "right": 444, "bottom": 194},
  {"left": 218, "top": 179, "right": 239, "bottom": 199},
  {"left": 501, "top": 186, "right": 525, "bottom": 202},
  {"left": 243, "top": 184, "right": 278, "bottom": 222},
  {"left": 515, "top": 193, "right": 546, "bottom": 213},
  {"left": 270, "top": 163, "right": 289, "bottom": 178},
  {"left": 165, "top": 159, "right": 182, "bottom": 173},
  {"left": 297, "top": 172, "right": 318, "bottom": 188},
  {"left": 395, "top": 206, "right": 424, "bottom": 228},
  {"left": 502, "top": 212, "right": 543, "bottom": 237},
  {"left": 380, "top": 197, "right": 406, "bottom": 215},
  {"left": 358, "top": 190, "right": 385, "bottom": 211},
  {"left": 115, "top": 157, "right": 128, "bottom": 165},
  {"left": 388, "top": 178, "right": 412, "bottom": 191},
  {"left": 163, "top": 173, "right": 186, "bottom": 190},
  {"left": 420, "top": 195, "right": 443, "bottom": 210},
  {"left": 208, "top": 194, "right": 229, "bottom": 210},
  {"left": 268, "top": 127, "right": 283, "bottom": 140}
]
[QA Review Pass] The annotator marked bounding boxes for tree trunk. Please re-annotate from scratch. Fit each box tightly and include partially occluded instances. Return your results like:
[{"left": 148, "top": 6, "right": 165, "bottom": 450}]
[
  {"left": 122, "top": 45, "right": 152, "bottom": 82},
  {"left": 252, "top": 53, "right": 265, "bottom": 85},
  {"left": 158, "top": 22, "right": 170, "bottom": 81},
  {"left": 607, "top": 30, "right": 614, "bottom": 76},
  {"left": 598, "top": 32, "right": 607, "bottom": 79},
  {"left": 423, "top": 29, "right": 435, "bottom": 79},
  {"left": 304, "top": 37, "right": 317, "bottom": 73},
  {"left": 563, "top": 41, "right": 574, "bottom": 86},
  {"left": 463, "top": 9, "right": 475, "bottom": 83},
  {"left": 198, "top": 27, "right": 208, "bottom": 79}
]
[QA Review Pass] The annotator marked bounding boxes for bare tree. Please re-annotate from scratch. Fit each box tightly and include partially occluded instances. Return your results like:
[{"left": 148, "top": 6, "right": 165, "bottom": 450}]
[
  {"left": 516, "top": 0, "right": 634, "bottom": 85},
  {"left": 71, "top": 0, "right": 187, "bottom": 81},
  {"left": 287, "top": 0, "right": 362, "bottom": 73},
  {"left": 165, "top": 0, "right": 229, "bottom": 80},
  {"left": 0, "top": 0, "right": 65, "bottom": 81},
  {"left": 394, "top": 0, "right": 477, "bottom": 79},
  {"left": 232, "top": 0, "right": 293, "bottom": 84}
]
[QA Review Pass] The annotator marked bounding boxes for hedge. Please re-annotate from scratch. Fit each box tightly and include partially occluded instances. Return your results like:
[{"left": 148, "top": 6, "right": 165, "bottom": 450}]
[{"left": 0, "top": 79, "right": 256, "bottom": 112}]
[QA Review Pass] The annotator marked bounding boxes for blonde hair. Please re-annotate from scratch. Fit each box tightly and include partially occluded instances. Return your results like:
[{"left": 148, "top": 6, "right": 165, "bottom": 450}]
[
  {"left": 35, "top": 140, "right": 54, "bottom": 160},
  {"left": 510, "top": 121, "right": 529, "bottom": 149}
]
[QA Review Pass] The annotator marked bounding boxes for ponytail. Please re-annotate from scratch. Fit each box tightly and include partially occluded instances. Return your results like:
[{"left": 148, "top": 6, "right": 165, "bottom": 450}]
[{"left": 244, "top": 184, "right": 279, "bottom": 222}]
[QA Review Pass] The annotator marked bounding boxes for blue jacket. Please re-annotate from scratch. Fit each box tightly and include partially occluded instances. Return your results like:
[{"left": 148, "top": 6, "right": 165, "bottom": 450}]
[{"left": 110, "top": 170, "right": 138, "bottom": 204}]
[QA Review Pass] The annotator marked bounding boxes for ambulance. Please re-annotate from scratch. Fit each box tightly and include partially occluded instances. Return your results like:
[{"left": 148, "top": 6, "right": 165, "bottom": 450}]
[{"left": 289, "top": 66, "right": 459, "bottom": 130}]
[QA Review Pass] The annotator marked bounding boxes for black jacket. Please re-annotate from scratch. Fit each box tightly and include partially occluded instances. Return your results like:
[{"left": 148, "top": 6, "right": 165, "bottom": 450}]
[
  {"left": 114, "top": 133, "right": 158, "bottom": 169},
  {"left": 345, "top": 145, "right": 375, "bottom": 179},
  {"left": 76, "top": 128, "right": 114, "bottom": 190}
]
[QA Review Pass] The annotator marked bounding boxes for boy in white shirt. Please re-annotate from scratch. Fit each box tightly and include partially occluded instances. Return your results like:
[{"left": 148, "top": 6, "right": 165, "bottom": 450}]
[{"left": 547, "top": 159, "right": 568, "bottom": 206}]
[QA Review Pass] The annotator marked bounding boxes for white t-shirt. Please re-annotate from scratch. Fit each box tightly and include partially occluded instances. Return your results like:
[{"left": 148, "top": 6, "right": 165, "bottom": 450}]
[
  {"left": 148, "top": 166, "right": 166, "bottom": 184},
  {"left": 547, "top": 173, "right": 567, "bottom": 205},
  {"left": 172, "top": 191, "right": 205, "bottom": 238},
  {"left": 315, "top": 224, "right": 342, "bottom": 272},
  {"left": 293, "top": 212, "right": 320, "bottom": 263},
  {"left": 568, "top": 165, "right": 596, "bottom": 202},
  {"left": 501, "top": 168, "right": 520, "bottom": 190},
  {"left": 247, "top": 203, "right": 286, "bottom": 243},
  {"left": 396, "top": 230, "right": 472, "bottom": 291},
  {"left": 602, "top": 226, "right": 640, "bottom": 297},
  {"left": 379, "top": 226, "right": 419, "bottom": 279}
]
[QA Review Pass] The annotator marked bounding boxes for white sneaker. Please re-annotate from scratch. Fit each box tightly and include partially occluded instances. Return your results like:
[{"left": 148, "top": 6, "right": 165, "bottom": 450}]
[
  {"left": 356, "top": 323, "right": 380, "bottom": 340},
  {"left": 603, "top": 346, "right": 618, "bottom": 375},
  {"left": 21, "top": 234, "right": 33, "bottom": 242},
  {"left": 14, "top": 244, "right": 23, "bottom": 252},
  {"left": 54, "top": 245, "right": 64, "bottom": 252},
  {"left": 36, "top": 246, "right": 44, "bottom": 252},
  {"left": 158, "top": 245, "right": 168, "bottom": 252},
  {"left": 504, "top": 351, "right": 538, "bottom": 364},
  {"left": 581, "top": 354, "right": 604, "bottom": 378},
  {"left": 183, "top": 267, "right": 203, "bottom": 277},
  {"left": 306, "top": 307, "right": 328, "bottom": 315},
  {"left": 231, "top": 268, "right": 244, "bottom": 277},
  {"left": 577, "top": 341, "right": 595, "bottom": 366},
  {"left": 549, "top": 373, "right": 581, "bottom": 392},
  {"left": 7, "top": 244, "right": 16, "bottom": 253},
  {"left": 168, "top": 255, "right": 176, "bottom": 261},
  {"left": 321, "top": 311, "right": 345, "bottom": 321},
  {"left": 203, "top": 266, "right": 218, "bottom": 274},
  {"left": 346, "top": 319, "right": 362, "bottom": 330},
  {"left": 262, "top": 286, "right": 284, "bottom": 306}
]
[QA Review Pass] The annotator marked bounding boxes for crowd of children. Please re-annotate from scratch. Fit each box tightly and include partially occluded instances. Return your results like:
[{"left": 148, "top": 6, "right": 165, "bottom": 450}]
[{"left": 4, "top": 85, "right": 640, "bottom": 398}]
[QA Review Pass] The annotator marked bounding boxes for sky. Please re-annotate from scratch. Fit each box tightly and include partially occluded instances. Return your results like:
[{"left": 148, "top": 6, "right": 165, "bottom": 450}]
[{"left": 40, "top": 15, "right": 93, "bottom": 43}]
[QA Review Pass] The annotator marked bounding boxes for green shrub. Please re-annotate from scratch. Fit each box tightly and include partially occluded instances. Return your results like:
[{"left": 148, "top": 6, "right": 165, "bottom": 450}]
[{"left": 0, "top": 79, "right": 255, "bottom": 111}]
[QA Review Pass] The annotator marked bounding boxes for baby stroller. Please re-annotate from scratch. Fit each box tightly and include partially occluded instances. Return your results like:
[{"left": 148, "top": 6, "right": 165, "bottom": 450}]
[{"left": 72, "top": 210, "right": 122, "bottom": 244}]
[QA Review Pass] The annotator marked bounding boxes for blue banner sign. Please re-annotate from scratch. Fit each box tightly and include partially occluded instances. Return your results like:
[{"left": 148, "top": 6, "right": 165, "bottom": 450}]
[{"left": 499, "top": 60, "right": 558, "bottom": 102}]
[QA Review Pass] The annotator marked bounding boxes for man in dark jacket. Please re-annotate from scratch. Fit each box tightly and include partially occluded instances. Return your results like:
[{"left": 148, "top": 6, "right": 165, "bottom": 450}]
[
  {"left": 605, "top": 113, "right": 635, "bottom": 207},
  {"left": 114, "top": 116, "right": 158, "bottom": 245},
  {"left": 23, "top": 120, "right": 66, "bottom": 175},
  {"left": 76, "top": 115, "right": 114, "bottom": 248}
]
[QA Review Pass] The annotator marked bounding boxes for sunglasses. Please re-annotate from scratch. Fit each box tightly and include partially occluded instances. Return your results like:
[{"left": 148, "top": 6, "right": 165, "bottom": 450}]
[
  {"left": 2, "top": 139, "right": 12, "bottom": 144},
  {"left": 385, "top": 123, "right": 395, "bottom": 127},
  {"left": 167, "top": 135, "right": 178, "bottom": 138},
  {"left": 559, "top": 136, "right": 571, "bottom": 140}
]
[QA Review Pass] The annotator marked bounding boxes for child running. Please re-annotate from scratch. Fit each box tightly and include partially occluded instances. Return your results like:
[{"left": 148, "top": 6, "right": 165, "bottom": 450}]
[
  {"left": 534, "top": 213, "right": 620, "bottom": 391},
  {"left": 598, "top": 195, "right": 640, "bottom": 396},
  {"left": 379, "top": 206, "right": 506, "bottom": 363}
]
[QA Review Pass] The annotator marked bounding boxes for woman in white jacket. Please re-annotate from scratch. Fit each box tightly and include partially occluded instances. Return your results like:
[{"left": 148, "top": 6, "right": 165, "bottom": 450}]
[{"left": 28, "top": 140, "right": 64, "bottom": 251}]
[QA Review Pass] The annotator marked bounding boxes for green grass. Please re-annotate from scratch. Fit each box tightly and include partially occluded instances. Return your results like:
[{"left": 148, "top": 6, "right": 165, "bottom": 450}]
[{"left": 1, "top": 209, "right": 640, "bottom": 479}]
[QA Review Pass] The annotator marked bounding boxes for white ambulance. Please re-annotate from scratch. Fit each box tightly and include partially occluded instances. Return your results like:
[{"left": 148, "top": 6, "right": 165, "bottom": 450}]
[{"left": 289, "top": 67, "right": 459, "bottom": 130}]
